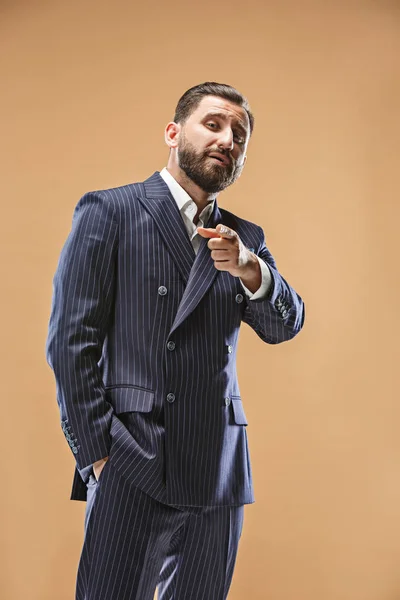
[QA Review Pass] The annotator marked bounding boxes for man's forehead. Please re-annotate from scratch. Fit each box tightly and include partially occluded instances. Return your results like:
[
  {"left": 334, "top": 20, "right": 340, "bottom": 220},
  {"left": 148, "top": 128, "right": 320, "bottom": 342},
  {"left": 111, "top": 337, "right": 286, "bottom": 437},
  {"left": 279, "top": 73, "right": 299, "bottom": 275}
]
[{"left": 194, "top": 96, "right": 249, "bottom": 129}]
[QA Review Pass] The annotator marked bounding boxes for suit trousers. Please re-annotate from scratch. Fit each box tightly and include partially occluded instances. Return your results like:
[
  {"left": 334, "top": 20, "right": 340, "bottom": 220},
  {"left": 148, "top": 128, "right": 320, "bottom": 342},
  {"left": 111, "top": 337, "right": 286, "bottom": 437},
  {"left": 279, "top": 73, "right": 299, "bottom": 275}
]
[{"left": 76, "top": 458, "right": 245, "bottom": 600}]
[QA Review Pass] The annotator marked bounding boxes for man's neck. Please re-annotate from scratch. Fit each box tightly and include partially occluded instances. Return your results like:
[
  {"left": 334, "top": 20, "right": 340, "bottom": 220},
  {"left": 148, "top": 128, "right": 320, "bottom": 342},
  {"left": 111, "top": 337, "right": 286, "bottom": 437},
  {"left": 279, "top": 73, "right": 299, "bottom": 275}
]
[{"left": 165, "top": 166, "right": 217, "bottom": 213}]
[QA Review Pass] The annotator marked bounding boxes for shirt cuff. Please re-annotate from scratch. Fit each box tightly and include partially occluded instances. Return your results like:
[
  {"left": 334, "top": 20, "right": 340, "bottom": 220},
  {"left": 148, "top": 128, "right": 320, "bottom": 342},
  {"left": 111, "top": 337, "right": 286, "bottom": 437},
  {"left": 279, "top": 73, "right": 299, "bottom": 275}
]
[{"left": 240, "top": 255, "right": 272, "bottom": 300}]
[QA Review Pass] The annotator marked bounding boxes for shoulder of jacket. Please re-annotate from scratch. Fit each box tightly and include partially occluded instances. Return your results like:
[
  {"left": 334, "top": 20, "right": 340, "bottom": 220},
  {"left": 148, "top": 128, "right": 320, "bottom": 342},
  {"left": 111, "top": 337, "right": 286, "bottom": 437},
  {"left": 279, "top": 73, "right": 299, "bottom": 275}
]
[
  {"left": 85, "top": 181, "right": 143, "bottom": 200},
  {"left": 78, "top": 181, "right": 145, "bottom": 213}
]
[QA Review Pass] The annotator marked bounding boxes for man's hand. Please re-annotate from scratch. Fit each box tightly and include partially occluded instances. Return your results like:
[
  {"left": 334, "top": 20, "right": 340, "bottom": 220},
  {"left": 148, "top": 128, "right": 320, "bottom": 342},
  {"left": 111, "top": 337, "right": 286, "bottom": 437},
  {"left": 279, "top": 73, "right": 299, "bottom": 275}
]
[
  {"left": 93, "top": 456, "right": 109, "bottom": 481},
  {"left": 197, "top": 224, "right": 261, "bottom": 293}
]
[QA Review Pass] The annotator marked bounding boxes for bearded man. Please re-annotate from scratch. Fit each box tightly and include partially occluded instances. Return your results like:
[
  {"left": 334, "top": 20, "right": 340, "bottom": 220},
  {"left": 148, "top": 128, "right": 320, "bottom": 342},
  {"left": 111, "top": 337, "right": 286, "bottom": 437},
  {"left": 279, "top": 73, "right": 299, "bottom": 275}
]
[{"left": 46, "top": 81, "right": 305, "bottom": 600}]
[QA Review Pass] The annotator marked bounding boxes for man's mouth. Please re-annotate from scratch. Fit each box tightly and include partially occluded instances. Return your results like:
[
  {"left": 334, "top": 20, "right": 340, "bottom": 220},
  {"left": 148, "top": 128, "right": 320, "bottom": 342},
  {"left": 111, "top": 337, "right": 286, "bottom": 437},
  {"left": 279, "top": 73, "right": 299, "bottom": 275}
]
[{"left": 207, "top": 152, "right": 231, "bottom": 166}]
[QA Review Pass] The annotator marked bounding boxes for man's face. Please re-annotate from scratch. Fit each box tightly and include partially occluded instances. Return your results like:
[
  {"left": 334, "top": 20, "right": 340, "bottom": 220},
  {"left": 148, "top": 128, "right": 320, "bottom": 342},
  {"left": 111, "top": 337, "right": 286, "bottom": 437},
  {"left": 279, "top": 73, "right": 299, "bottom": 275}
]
[{"left": 176, "top": 96, "right": 250, "bottom": 194}]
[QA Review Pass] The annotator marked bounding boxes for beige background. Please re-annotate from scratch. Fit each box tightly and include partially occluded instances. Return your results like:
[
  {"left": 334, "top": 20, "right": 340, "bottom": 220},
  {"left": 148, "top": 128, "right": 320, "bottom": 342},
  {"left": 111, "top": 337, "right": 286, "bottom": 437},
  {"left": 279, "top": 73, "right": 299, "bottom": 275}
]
[{"left": 1, "top": 1, "right": 400, "bottom": 598}]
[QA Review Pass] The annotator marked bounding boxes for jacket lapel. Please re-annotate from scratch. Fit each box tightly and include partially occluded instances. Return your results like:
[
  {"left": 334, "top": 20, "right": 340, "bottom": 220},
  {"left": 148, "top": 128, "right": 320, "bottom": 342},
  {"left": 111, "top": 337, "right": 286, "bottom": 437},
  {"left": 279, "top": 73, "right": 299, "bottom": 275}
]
[
  {"left": 170, "top": 197, "right": 223, "bottom": 335},
  {"left": 138, "top": 172, "right": 195, "bottom": 283},
  {"left": 138, "top": 171, "right": 224, "bottom": 334}
]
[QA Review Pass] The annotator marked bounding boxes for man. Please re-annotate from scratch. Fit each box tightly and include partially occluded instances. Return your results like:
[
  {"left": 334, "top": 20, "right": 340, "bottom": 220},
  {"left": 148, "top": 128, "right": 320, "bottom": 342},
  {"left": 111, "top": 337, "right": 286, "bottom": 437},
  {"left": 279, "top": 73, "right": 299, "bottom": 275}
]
[{"left": 46, "top": 82, "right": 305, "bottom": 600}]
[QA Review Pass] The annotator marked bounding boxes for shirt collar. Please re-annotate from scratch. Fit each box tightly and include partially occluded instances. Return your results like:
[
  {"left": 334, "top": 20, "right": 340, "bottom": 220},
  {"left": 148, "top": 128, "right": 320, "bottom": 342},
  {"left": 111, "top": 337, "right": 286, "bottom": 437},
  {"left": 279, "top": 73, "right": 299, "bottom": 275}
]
[{"left": 159, "top": 167, "right": 215, "bottom": 222}]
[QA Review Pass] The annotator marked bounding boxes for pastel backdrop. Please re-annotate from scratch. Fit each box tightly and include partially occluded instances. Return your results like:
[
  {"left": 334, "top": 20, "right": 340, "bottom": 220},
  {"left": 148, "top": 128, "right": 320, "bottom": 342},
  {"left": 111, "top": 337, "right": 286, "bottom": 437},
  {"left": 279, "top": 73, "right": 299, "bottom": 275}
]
[{"left": 1, "top": 1, "right": 399, "bottom": 598}]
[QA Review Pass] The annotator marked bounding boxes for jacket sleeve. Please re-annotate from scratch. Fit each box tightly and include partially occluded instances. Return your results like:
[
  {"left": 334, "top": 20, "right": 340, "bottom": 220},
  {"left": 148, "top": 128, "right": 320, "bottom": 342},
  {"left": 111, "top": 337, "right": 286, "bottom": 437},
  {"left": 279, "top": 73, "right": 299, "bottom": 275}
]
[
  {"left": 45, "top": 191, "right": 118, "bottom": 470},
  {"left": 242, "top": 226, "right": 305, "bottom": 344}
]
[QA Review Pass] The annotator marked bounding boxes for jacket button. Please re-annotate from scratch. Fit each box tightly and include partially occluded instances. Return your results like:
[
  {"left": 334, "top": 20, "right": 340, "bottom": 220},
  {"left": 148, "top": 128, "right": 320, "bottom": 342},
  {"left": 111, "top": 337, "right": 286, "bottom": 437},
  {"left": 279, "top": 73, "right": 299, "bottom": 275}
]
[
  {"left": 227, "top": 345, "right": 233, "bottom": 353},
  {"left": 167, "top": 341, "right": 176, "bottom": 351},
  {"left": 166, "top": 393, "right": 176, "bottom": 403},
  {"left": 235, "top": 294, "right": 244, "bottom": 304},
  {"left": 225, "top": 397, "right": 231, "bottom": 406},
  {"left": 158, "top": 286, "right": 168, "bottom": 296}
]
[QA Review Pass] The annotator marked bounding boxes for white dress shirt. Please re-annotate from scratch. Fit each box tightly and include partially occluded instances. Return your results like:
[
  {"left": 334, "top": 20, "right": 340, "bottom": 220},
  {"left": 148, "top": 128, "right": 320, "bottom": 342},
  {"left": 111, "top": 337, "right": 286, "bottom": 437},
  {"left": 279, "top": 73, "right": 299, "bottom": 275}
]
[{"left": 159, "top": 168, "right": 271, "bottom": 300}]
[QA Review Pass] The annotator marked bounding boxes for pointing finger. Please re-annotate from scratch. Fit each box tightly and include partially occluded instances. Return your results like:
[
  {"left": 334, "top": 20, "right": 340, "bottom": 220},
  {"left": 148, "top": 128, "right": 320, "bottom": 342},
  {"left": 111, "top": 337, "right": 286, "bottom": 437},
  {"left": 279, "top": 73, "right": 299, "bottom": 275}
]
[
  {"left": 196, "top": 227, "right": 221, "bottom": 239},
  {"left": 197, "top": 225, "right": 237, "bottom": 239}
]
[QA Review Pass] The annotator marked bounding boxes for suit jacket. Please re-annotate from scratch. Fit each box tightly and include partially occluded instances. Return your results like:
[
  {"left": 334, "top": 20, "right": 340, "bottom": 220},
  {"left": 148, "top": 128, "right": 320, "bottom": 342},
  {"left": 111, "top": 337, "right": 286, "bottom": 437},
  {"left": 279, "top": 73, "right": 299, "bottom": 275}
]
[{"left": 45, "top": 171, "right": 305, "bottom": 507}]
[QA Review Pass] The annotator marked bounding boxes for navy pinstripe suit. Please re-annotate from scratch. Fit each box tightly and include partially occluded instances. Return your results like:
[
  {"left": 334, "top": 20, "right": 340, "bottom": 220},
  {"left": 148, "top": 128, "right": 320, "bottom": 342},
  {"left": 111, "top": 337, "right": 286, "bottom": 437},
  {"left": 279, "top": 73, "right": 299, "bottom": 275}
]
[{"left": 46, "top": 171, "right": 305, "bottom": 598}]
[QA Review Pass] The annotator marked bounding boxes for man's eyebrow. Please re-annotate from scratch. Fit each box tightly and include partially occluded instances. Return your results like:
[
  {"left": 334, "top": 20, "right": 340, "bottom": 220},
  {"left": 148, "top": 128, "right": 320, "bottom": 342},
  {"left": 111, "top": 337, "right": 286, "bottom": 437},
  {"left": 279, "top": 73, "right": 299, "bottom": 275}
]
[{"left": 203, "top": 111, "right": 248, "bottom": 134}]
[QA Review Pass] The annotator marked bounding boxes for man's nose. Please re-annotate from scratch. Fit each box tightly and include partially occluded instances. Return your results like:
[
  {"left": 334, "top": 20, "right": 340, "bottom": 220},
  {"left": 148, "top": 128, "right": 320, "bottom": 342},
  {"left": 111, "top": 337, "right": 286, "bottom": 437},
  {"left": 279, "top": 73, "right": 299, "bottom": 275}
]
[{"left": 217, "top": 128, "right": 234, "bottom": 152}]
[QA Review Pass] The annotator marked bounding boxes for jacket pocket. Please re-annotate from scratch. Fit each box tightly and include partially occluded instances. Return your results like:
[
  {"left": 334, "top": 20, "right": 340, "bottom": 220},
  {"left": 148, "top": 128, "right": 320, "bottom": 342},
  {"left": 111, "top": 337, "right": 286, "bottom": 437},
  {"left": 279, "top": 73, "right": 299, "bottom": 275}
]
[
  {"left": 105, "top": 385, "right": 155, "bottom": 414},
  {"left": 231, "top": 396, "right": 248, "bottom": 426}
]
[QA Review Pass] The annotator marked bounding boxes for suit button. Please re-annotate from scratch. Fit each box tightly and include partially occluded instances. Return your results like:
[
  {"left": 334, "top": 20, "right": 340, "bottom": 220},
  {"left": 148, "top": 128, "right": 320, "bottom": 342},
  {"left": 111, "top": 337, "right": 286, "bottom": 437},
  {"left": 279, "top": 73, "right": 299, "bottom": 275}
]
[
  {"left": 225, "top": 397, "right": 231, "bottom": 406},
  {"left": 235, "top": 294, "right": 244, "bottom": 304},
  {"left": 166, "top": 393, "right": 175, "bottom": 403},
  {"left": 227, "top": 345, "right": 233, "bottom": 354},
  {"left": 158, "top": 286, "right": 168, "bottom": 296},
  {"left": 167, "top": 341, "right": 176, "bottom": 351}
]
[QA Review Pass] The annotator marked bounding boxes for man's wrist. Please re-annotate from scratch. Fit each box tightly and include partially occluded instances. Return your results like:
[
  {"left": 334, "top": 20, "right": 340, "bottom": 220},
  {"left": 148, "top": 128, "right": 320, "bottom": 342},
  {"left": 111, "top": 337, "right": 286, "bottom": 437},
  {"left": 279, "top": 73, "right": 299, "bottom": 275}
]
[{"left": 238, "top": 254, "right": 262, "bottom": 294}]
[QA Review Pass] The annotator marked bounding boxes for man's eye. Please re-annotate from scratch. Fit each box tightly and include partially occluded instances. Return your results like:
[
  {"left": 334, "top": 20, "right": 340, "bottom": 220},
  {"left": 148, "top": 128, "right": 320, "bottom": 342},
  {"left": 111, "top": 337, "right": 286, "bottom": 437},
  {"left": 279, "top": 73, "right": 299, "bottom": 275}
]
[
  {"left": 206, "top": 122, "right": 218, "bottom": 129},
  {"left": 234, "top": 135, "right": 245, "bottom": 144}
]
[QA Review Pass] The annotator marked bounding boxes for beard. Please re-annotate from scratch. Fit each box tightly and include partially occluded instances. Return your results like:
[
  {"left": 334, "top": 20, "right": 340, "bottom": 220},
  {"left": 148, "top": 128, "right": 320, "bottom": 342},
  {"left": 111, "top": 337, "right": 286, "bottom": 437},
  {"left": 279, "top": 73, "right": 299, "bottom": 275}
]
[{"left": 177, "top": 134, "right": 244, "bottom": 194}]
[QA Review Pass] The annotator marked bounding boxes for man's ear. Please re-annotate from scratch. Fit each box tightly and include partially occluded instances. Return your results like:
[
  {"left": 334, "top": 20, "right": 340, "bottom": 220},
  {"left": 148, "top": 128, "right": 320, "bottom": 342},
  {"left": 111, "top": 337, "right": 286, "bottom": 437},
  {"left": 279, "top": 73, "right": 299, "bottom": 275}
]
[{"left": 165, "top": 122, "right": 180, "bottom": 149}]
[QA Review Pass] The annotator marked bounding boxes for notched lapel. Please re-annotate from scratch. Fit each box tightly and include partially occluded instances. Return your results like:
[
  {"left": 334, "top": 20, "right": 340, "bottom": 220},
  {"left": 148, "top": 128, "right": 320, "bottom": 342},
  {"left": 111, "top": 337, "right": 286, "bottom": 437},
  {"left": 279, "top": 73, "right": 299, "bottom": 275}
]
[
  {"left": 138, "top": 173, "right": 195, "bottom": 283},
  {"left": 138, "top": 172, "right": 225, "bottom": 335},
  {"left": 170, "top": 199, "right": 223, "bottom": 335}
]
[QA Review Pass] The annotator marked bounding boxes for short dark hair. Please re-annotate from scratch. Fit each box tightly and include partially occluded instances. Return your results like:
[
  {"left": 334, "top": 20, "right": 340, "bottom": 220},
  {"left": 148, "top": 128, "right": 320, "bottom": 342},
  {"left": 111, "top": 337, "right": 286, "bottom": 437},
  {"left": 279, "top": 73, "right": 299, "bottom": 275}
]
[{"left": 173, "top": 82, "right": 254, "bottom": 135}]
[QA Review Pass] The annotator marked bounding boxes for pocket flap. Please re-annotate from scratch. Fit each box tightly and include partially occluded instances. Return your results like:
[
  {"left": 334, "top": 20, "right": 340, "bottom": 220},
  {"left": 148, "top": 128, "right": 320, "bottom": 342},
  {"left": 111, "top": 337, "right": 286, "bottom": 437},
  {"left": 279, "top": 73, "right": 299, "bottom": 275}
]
[
  {"left": 231, "top": 396, "right": 248, "bottom": 425},
  {"left": 106, "top": 386, "right": 155, "bottom": 414}
]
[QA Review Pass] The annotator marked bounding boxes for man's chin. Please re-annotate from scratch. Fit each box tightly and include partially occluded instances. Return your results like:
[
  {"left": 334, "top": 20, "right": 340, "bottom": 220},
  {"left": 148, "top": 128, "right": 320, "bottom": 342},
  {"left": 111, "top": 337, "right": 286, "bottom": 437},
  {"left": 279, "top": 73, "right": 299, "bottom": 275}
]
[
  {"left": 201, "top": 170, "right": 234, "bottom": 192},
  {"left": 181, "top": 165, "right": 233, "bottom": 194},
  {"left": 200, "top": 180, "right": 231, "bottom": 194}
]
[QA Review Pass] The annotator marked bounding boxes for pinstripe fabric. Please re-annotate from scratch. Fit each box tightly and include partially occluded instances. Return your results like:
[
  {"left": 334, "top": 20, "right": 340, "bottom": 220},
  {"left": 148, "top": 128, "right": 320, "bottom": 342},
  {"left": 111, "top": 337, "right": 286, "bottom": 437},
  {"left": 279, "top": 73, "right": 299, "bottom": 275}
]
[
  {"left": 46, "top": 171, "right": 305, "bottom": 508},
  {"left": 77, "top": 458, "right": 243, "bottom": 599}
]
